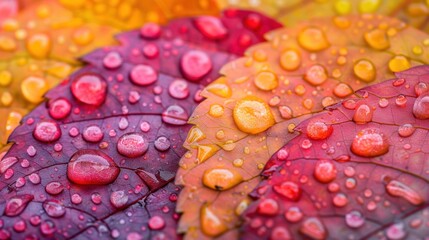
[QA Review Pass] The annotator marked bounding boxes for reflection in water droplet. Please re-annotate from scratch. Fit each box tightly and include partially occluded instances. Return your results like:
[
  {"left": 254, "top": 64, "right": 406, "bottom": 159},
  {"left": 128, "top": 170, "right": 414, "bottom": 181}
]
[
  {"left": 117, "top": 133, "right": 149, "bottom": 158},
  {"left": 71, "top": 73, "right": 107, "bottom": 106},
  {"left": 351, "top": 128, "right": 389, "bottom": 157}
]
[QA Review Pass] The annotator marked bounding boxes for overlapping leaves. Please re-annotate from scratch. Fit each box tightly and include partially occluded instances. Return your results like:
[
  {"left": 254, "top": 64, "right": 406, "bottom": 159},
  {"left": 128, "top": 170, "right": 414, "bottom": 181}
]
[
  {"left": 0, "top": 10, "right": 281, "bottom": 239},
  {"left": 0, "top": 0, "right": 219, "bottom": 150},
  {"left": 175, "top": 14, "right": 429, "bottom": 239},
  {"left": 243, "top": 66, "right": 429, "bottom": 239}
]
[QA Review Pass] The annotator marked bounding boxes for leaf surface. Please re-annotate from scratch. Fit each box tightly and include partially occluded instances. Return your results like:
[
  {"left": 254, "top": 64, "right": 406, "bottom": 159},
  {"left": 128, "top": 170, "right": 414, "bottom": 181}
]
[
  {"left": 175, "top": 14, "right": 429, "bottom": 239},
  {"left": 0, "top": 0, "right": 220, "bottom": 150},
  {"left": 242, "top": 65, "right": 429, "bottom": 239},
  {"left": 0, "top": 10, "right": 281, "bottom": 239}
]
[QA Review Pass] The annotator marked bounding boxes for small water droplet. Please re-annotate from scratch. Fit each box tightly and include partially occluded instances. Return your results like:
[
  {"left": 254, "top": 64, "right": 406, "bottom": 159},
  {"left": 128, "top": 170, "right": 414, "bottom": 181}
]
[
  {"left": 305, "top": 65, "right": 328, "bottom": 86},
  {"left": 415, "top": 82, "right": 428, "bottom": 96},
  {"left": 148, "top": 216, "right": 165, "bottom": 230},
  {"left": 306, "top": 119, "right": 333, "bottom": 140},
  {"left": 110, "top": 190, "right": 128, "bottom": 208},
  {"left": 345, "top": 210, "right": 365, "bottom": 228},
  {"left": 91, "top": 192, "right": 102, "bottom": 205},
  {"left": 103, "top": 52, "right": 122, "bottom": 69},
  {"left": 71, "top": 193, "right": 82, "bottom": 204},
  {"left": 140, "top": 23, "right": 161, "bottom": 39},
  {"left": 194, "top": 16, "right": 227, "bottom": 40},
  {"left": 162, "top": 105, "right": 188, "bottom": 125},
  {"left": 285, "top": 207, "right": 303, "bottom": 223},
  {"left": 154, "top": 136, "right": 170, "bottom": 151},
  {"left": 82, "top": 125, "right": 104, "bottom": 142},
  {"left": 280, "top": 49, "right": 301, "bottom": 71},
  {"left": 364, "top": 29, "right": 390, "bottom": 50},
  {"left": 40, "top": 220, "right": 56, "bottom": 236},
  {"left": 333, "top": 193, "right": 348, "bottom": 207},
  {"left": 203, "top": 168, "right": 243, "bottom": 191},
  {"left": 274, "top": 181, "right": 301, "bottom": 201},
  {"left": 385, "top": 223, "right": 406, "bottom": 240},
  {"left": 48, "top": 98, "right": 71, "bottom": 120},
  {"left": 353, "top": 59, "right": 376, "bottom": 82},
  {"left": 169, "top": 79, "right": 189, "bottom": 99},
  {"left": 200, "top": 204, "right": 227, "bottom": 237},
  {"left": 45, "top": 181, "right": 64, "bottom": 195},
  {"left": 413, "top": 93, "right": 429, "bottom": 119},
  {"left": 233, "top": 96, "right": 274, "bottom": 134},
  {"left": 258, "top": 198, "right": 279, "bottom": 215},
  {"left": 314, "top": 160, "right": 337, "bottom": 183},
  {"left": 299, "top": 217, "right": 327, "bottom": 240},
  {"left": 298, "top": 27, "right": 329, "bottom": 51},
  {"left": 254, "top": 71, "right": 278, "bottom": 91},
  {"left": 33, "top": 121, "right": 61, "bottom": 142}
]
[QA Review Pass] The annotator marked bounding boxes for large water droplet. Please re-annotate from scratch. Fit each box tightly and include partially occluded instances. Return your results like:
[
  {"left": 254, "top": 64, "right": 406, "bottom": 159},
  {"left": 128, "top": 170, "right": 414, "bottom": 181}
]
[
  {"left": 162, "top": 105, "right": 188, "bottom": 125},
  {"left": 130, "top": 64, "right": 157, "bottom": 86},
  {"left": 306, "top": 119, "right": 333, "bottom": 140},
  {"left": 233, "top": 96, "right": 275, "bottom": 134},
  {"left": 71, "top": 73, "right": 107, "bottom": 106},
  {"left": 351, "top": 128, "right": 389, "bottom": 157},
  {"left": 5, "top": 194, "right": 34, "bottom": 217},
  {"left": 298, "top": 27, "right": 329, "bottom": 51},
  {"left": 299, "top": 217, "right": 327, "bottom": 240},
  {"left": 48, "top": 98, "right": 71, "bottom": 120},
  {"left": 398, "top": 124, "right": 415, "bottom": 138},
  {"left": 117, "top": 133, "right": 149, "bottom": 158},
  {"left": 67, "top": 149, "right": 120, "bottom": 185},
  {"left": 180, "top": 50, "right": 212, "bottom": 81},
  {"left": 354, "top": 59, "right": 376, "bottom": 82},
  {"left": 33, "top": 121, "right": 61, "bottom": 143},
  {"left": 413, "top": 93, "right": 429, "bottom": 119},
  {"left": 386, "top": 180, "right": 423, "bottom": 205},
  {"left": 194, "top": 16, "right": 227, "bottom": 40},
  {"left": 200, "top": 204, "right": 227, "bottom": 237},
  {"left": 254, "top": 71, "right": 278, "bottom": 91},
  {"left": 280, "top": 49, "right": 301, "bottom": 71},
  {"left": 273, "top": 181, "right": 301, "bottom": 201},
  {"left": 364, "top": 29, "right": 390, "bottom": 50},
  {"left": 169, "top": 79, "right": 189, "bottom": 99},
  {"left": 202, "top": 168, "right": 243, "bottom": 191},
  {"left": 43, "top": 200, "right": 65, "bottom": 218}
]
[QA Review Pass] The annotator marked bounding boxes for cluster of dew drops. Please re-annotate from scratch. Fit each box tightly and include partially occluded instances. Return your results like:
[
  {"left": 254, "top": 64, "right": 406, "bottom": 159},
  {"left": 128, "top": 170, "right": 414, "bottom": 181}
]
[
  {"left": 0, "top": 17, "right": 238, "bottom": 238},
  {"left": 249, "top": 78, "right": 429, "bottom": 240}
]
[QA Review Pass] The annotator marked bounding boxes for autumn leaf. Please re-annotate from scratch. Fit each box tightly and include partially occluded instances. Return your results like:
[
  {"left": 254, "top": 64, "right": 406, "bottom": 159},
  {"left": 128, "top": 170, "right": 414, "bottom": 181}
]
[
  {"left": 0, "top": 10, "right": 281, "bottom": 239},
  {"left": 175, "top": 14, "right": 429, "bottom": 239},
  {"left": 0, "top": 0, "right": 220, "bottom": 150},
  {"left": 241, "top": 65, "right": 429, "bottom": 239},
  {"left": 217, "top": 0, "right": 429, "bottom": 31}
]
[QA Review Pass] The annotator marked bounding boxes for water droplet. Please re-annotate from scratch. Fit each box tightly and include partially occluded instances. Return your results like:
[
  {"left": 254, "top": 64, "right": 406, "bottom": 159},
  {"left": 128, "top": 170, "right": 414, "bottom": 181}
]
[
  {"left": 233, "top": 96, "right": 275, "bottom": 134},
  {"left": 140, "top": 23, "right": 161, "bottom": 39},
  {"left": 45, "top": 181, "right": 64, "bottom": 195},
  {"left": 40, "top": 220, "right": 56, "bottom": 236},
  {"left": 71, "top": 193, "right": 82, "bottom": 204},
  {"left": 364, "top": 29, "right": 390, "bottom": 50},
  {"left": 21, "top": 76, "right": 49, "bottom": 103},
  {"left": 306, "top": 119, "right": 333, "bottom": 140},
  {"left": 91, "top": 192, "right": 102, "bottom": 205},
  {"left": 169, "top": 79, "right": 189, "bottom": 99},
  {"left": 333, "top": 193, "right": 348, "bottom": 207},
  {"left": 142, "top": 43, "right": 159, "bottom": 58},
  {"left": 299, "top": 217, "right": 327, "bottom": 240},
  {"left": 285, "top": 207, "right": 303, "bottom": 223},
  {"left": 203, "top": 168, "right": 243, "bottom": 191},
  {"left": 0, "top": 156, "right": 17, "bottom": 174},
  {"left": 206, "top": 79, "right": 232, "bottom": 98},
  {"left": 351, "top": 128, "right": 389, "bottom": 157},
  {"left": 27, "top": 33, "right": 51, "bottom": 58},
  {"left": 415, "top": 82, "right": 428, "bottom": 96},
  {"left": 389, "top": 55, "right": 411, "bottom": 72},
  {"left": 117, "top": 133, "right": 149, "bottom": 158},
  {"left": 334, "top": 83, "right": 353, "bottom": 98},
  {"left": 154, "top": 136, "right": 170, "bottom": 151},
  {"left": 82, "top": 125, "right": 104, "bottom": 142},
  {"left": 277, "top": 149, "right": 289, "bottom": 160},
  {"left": 345, "top": 210, "right": 365, "bottom": 228},
  {"left": 395, "top": 95, "right": 407, "bottom": 107},
  {"left": 398, "top": 124, "right": 415, "bottom": 137},
  {"left": 385, "top": 223, "right": 406, "bottom": 240},
  {"left": 30, "top": 215, "right": 41, "bottom": 226},
  {"left": 29, "top": 173, "right": 41, "bottom": 184},
  {"left": 13, "top": 219, "right": 26, "bottom": 232},
  {"left": 208, "top": 104, "right": 224, "bottom": 118},
  {"left": 254, "top": 71, "right": 278, "bottom": 91},
  {"left": 353, "top": 104, "right": 373, "bottom": 124},
  {"left": 314, "top": 160, "right": 337, "bottom": 183},
  {"left": 386, "top": 180, "right": 423, "bottom": 205},
  {"left": 33, "top": 121, "right": 61, "bottom": 142},
  {"left": 413, "top": 93, "right": 429, "bottom": 119},
  {"left": 110, "top": 190, "right": 128, "bottom": 208},
  {"left": 27, "top": 145, "right": 37, "bottom": 157},
  {"left": 280, "top": 49, "right": 301, "bottom": 71},
  {"left": 298, "top": 27, "right": 329, "bottom": 51},
  {"left": 67, "top": 149, "right": 120, "bottom": 185},
  {"left": 118, "top": 117, "right": 129, "bottom": 130},
  {"left": 200, "top": 204, "right": 227, "bottom": 237},
  {"left": 103, "top": 52, "right": 122, "bottom": 69},
  {"left": 71, "top": 73, "right": 107, "bottom": 106},
  {"left": 194, "top": 16, "right": 227, "bottom": 40},
  {"left": 148, "top": 216, "right": 165, "bottom": 230},
  {"left": 162, "top": 105, "right": 188, "bottom": 125},
  {"left": 354, "top": 59, "right": 376, "bottom": 82},
  {"left": 301, "top": 139, "right": 312, "bottom": 149},
  {"left": 271, "top": 226, "right": 291, "bottom": 240},
  {"left": 180, "top": 50, "right": 212, "bottom": 81},
  {"left": 5, "top": 194, "right": 34, "bottom": 216},
  {"left": 305, "top": 65, "right": 328, "bottom": 86},
  {"left": 48, "top": 98, "right": 71, "bottom": 120},
  {"left": 257, "top": 198, "right": 278, "bottom": 215},
  {"left": 43, "top": 200, "right": 65, "bottom": 218},
  {"left": 130, "top": 64, "right": 157, "bottom": 86},
  {"left": 274, "top": 181, "right": 301, "bottom": 201}
]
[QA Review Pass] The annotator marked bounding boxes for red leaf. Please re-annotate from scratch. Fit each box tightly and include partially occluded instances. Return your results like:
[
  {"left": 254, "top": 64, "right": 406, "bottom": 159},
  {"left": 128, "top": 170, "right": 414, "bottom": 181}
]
[
  {"left": 0, "top": 10, "right": 281, "bottom": 239},
  {"left": 242, "top": 66, "right": 429, "bottom": 239}
]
